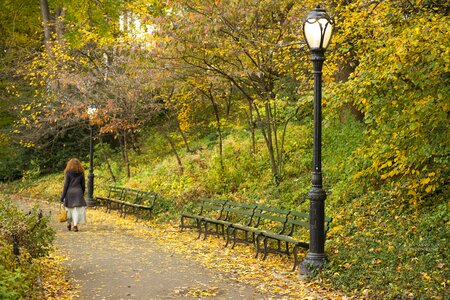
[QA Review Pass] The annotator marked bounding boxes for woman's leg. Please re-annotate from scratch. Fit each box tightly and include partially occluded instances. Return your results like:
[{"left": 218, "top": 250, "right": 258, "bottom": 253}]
[
  {"left": 73, "top": 211, "right": 78, "bottom": 232},
  {"left": 72, "top": 207, "right": 85, "bottom": 232},
  {"left": 66, "top": 208, "right": 73, "bottom": 231}
]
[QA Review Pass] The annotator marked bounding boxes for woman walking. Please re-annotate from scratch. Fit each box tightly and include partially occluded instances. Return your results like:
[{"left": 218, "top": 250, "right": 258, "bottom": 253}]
[{"left": 60, "top": 158, "right": 87, "bottom": 232}]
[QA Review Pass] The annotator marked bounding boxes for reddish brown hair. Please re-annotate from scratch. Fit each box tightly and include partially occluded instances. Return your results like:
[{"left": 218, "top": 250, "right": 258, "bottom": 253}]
[{"left": 64, "top": 158, "right": 84, "bottom": 174}]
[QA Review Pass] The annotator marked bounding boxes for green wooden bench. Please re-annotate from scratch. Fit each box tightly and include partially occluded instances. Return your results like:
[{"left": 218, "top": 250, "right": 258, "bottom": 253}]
[
  {"left": 228, "top": 206, "right": 291, "bottom": 258},
  {"left": 180, "top": 200, "right": 333, "bottom": 271},
  {"left": 121, "top": 191, "right": 158, "bottom": 220},
  {"left": 201, "top": 202, "right": 259, "bottom": 244},
  {"left": 258, "top": 211, "right": 332, "bottom": 271},
  {"left": 180, "top": 199, "right": 228, "bottom": 238},
  {"left": 96, "top": 186, "right": 127, "bottom": 213},
  {"left": 96, "top": 186, "right": 159, "bottom": 220}
]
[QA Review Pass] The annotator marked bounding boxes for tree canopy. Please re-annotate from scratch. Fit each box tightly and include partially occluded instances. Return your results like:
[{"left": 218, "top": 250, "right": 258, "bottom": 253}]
[{"left": 1, "top": 0, "right": 448, "bottom": 205}]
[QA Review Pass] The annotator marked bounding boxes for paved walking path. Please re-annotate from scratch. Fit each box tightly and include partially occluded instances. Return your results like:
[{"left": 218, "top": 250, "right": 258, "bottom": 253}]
[
  {"left": 53, "top": 208, "right": 270, "bottom": 299},
  {"left": 15, "top": 197, "right": 339, "bottom": 299}
]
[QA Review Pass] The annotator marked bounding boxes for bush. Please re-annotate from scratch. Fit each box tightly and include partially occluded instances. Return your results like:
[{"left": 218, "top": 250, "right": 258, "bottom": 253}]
[
  {"left": 0, "top": 197, "right": 55, "bottom": 298},
  {"left": 0, "top": 199, "right": 54, "bottom": 259},
  {"left": 0, "top": 256, "right": 33, "bottom": 300}
]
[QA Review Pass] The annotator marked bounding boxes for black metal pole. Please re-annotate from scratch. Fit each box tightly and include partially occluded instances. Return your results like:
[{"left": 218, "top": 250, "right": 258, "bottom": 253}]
[
  {"left": 86, "top": 124, "right": 96, "bottom": 207},
  {"left": 300, "top": 48, "right": 327, "bottom": 275}
]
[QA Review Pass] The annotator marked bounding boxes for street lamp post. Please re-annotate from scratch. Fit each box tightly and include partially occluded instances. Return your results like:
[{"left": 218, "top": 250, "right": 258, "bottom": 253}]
[
  {"left": 86, "top": 104, "right": 97, "bottom": 207},
  {"left": 299, "top": 5, "right": 334, "bottom": 275}
]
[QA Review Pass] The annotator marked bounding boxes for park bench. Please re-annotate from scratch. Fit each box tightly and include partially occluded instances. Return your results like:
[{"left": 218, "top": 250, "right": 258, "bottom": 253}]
[
  {"left": 96, "top": 186, "right": 127, "bottom": 213},
  {"left": 257, "top": 211, "right": 333, "bottom": 271},
  {"left": 180, "top": 200, "right": 332, "bottom": 271},
  {"left": 96, "top": 186, "right": 159, "bottom": 220},
  {"left": 180, "top": 199, "right": 228, "bottom": 237},
  {"left": 201, "top": 202, "right": 259, "bottom": 243},
  {"left": 121, "top": 191, "right": 158, "bottom": 220},
  {"left": 227, "top": 205, "right": 292, "bottom": 259},
  {"left": 116, "top": 188, "right": 142, "bottom": 217}
]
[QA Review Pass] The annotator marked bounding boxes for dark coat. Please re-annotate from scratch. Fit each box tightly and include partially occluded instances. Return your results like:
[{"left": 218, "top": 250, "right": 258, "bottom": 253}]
[{"left": 60, "top": 171, "right": 87, "bottom": 208}]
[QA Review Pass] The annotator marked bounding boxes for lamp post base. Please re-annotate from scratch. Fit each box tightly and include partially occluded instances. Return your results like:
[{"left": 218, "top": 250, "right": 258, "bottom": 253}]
[
  {"left": 86, "top": 172, "right": 96, "bottom": 207},
  {"left": 299, "top": 252, "right": 327, "bottom": 276}
]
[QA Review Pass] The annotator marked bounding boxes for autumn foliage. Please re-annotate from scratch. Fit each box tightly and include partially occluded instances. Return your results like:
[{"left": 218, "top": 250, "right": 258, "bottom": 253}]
[{"left": 0, "top": 0, "right": 448, "bottom": 298}]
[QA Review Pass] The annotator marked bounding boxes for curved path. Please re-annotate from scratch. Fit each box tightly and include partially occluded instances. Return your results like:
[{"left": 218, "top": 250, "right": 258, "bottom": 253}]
[
  {"left": 15, "top": 197, "right": 337, "bottom": 299},
  {"left": 53, "top": 207, "right": 270, "bottom": 299}
]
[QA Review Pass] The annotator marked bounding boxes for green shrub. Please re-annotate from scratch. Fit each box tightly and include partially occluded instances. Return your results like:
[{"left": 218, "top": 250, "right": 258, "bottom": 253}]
[
  {"left": 0, "top": 260, "right": 32, "bottom": 300},
  {"left": 0, "top": 197, "right": 55, "bottom": 299},
  {"left": 0, "top": 199, "right": 55, "bottom": 259}
]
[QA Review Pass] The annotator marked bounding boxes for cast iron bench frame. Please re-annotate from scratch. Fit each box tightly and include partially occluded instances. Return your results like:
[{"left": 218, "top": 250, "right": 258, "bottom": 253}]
[
  {"left": 180, "top": 199, "right": 332, "bottom": 271},
  {"left": 121, "top": 191, "right": 158, "bottom": 220},
  {"left": 180, "top": 199, "right": 228, "bottom": 238},
  {"left": 96, "top": 186, "right": 158, "bottom": 220},
  {"left": 96, "top": 186, "right": 127, "bottom": 213}
]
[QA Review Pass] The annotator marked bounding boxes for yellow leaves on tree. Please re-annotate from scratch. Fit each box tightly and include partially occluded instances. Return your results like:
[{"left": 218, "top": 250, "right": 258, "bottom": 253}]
[{"left": 332, "top": 2, "right": 449, "bottom": 209}]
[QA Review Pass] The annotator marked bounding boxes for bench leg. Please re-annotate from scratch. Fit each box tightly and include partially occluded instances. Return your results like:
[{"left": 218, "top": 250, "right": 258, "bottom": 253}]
[
  {"left": 140, "top": 209, "right": 149, "bottom": 221},
  {"left": 120, "top": 204, "right": 126, "bottom": 218},
  {"left": 225, "top": 226, "right": 232, "bottom": 247},
  {"left": 262, "top": 237, "right": 269, "bottom": 260},
  {"left": 220, "top": 224, "right": 226, "bottom": 239},
  {"left": 196, "top": 220, "right": 203, "bottom": 239},
  {"left": 135, "top": 208, "right": 141, "bottom": 222},
  {"left": 203, "top": 221, "right": 209, "bottom": 240},
  {"left": 144, "top": 209, "right": 152, "bottom": 220},
  {"left": 255, "top": 233, "right": 263, "bottom": 259},
  {"left": 180, "top": 217, "right": 186, "bottom": 232},
  {"left": 292, "top": 245, "right": 300, "bottom": 272},
  {"left": 251, "top": 232, "right": 258, "bottom": 245},
  {"left": 232, "top": 228, "right": 238, "bottom": 249}
]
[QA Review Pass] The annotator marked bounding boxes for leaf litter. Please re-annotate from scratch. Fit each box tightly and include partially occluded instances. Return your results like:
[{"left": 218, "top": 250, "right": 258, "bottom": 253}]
[{"left": 38, "top": 200, "right": 346, "bottom": 299}]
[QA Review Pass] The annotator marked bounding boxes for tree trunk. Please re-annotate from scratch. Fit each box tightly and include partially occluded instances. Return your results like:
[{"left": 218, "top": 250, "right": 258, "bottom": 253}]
[
  {"left": 39, "top": 0, "right": 51, "bottom": 52},
  {"left": 175, "top": 117, "right": 192, "bottom": 153},
  {"left": 161, "top": 130, "right": 184, "bottom": 173},
  {"left": 99, "top": 137, "right": 116, "bottom": 182},
  {"left": 271, "top": 98, "right": 281, "bottom": 177},
  {"left": 207, "top": 90, "right": 224, "bottom": 170},
  {"left": 335, "top": 60, "right": 364, "bottom": 122},
  {"left": 255, "top": 103, "right": 280, "bottom": 184},
  {"left": 120, "top": 131, "right": 131, "bottom": 178},
  {"left": 248, "top": 100, "right": 256, "bottom": 155}
]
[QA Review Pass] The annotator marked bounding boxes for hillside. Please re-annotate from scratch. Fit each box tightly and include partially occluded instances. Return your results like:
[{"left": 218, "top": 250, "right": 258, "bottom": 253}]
[{"left": 4, "top": 115, "right": 448, "bottom": 299}]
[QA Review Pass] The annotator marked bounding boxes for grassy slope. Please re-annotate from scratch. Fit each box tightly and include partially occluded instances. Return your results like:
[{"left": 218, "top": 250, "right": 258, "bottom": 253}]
[{"left": 4, "top": 117, "right": 448, "bottom": 299}]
